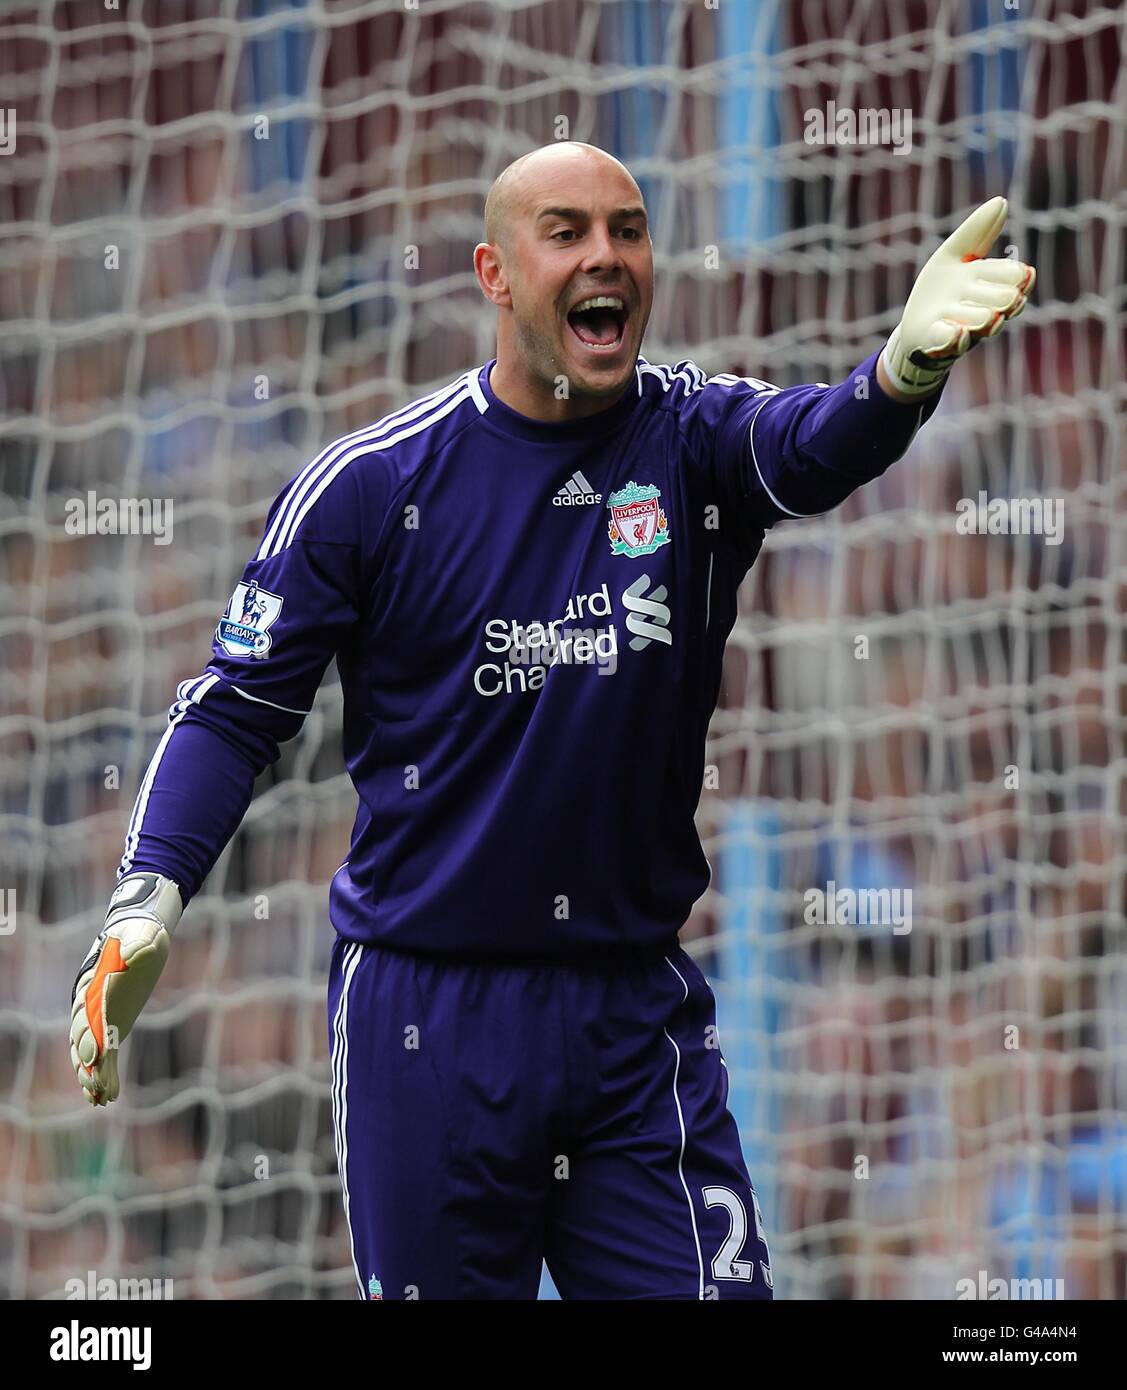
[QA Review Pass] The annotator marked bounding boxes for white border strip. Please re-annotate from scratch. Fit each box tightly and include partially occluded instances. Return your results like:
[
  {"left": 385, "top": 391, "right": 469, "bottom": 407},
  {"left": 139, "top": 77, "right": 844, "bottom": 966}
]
[
  {"left": 257, "top": 373, "right": 473, "bottom": 560},
  {"left": 664, "top": 956, "right": 706, "bottom": 1301},
  {"left": 230, "top": 683, "right": 311, "bottom": 716},
  {"left": 118, "top": 673, "right": 219, "bottom": 875},
  {"left": 747, "top": 391, "right": 809, "bottom": 518},
  {"left": 331, "top": 941, "right": 365, "bottom": 1300},
  {"left": 273, "top": 385, "right": 472, "bottom": 557}
]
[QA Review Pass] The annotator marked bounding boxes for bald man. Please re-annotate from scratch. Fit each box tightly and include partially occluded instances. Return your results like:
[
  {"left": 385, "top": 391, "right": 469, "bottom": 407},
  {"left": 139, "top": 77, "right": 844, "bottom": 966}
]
[{"left": 73, "top": 141, "right": 1033, "bottom": 1300}]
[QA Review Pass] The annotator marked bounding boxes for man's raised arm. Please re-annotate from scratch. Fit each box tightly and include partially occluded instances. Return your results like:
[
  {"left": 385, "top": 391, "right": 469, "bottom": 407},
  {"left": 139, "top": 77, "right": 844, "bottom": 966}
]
[{"left": 705, "top": 197, "right": 1034, "bottom": 530}]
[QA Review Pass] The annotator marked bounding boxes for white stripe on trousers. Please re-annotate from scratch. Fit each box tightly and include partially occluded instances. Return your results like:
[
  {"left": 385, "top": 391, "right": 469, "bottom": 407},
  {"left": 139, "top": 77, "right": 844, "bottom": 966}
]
[
  {"left": 664, "top": 955, "right": 706, "bottom": 1300},
  {"left": 331, "top": 941, "right": 364, "bottom": 1299}
]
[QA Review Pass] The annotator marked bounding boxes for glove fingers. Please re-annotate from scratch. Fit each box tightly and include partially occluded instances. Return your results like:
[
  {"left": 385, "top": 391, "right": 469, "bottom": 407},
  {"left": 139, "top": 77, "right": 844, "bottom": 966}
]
[
  {"left": 73, "top": 1022, "right": 101, "bottom": 1069},
  {"left": 926, "top": 318, "right": 971, "bottom": 354},
  {"left": 941, "top": 195, "right": 1007, "bottom": 261},
  {"left": 82, "top": 1077, "right": 113, "bottom": 1106},
  {"left": 970, "top": 258, "right": 1033, "bottom": 289},
  {"left": 94, "top": 1050, "right": 120, "bottom": 1104},
  {"left": 945, "top": 302, "right": 1005, "bottom": 334},
  {"left": 71, "top": 874, "right": 183, "bottom": 1109},
  {"left": 72, "top": 1035, "right": 112, "bottom": 1105},
  {"left": 907, "top": 320, "right": 971, "bottom": 371},
  {"left": 101, "top": 934, "right": 167, "bottom": 1041},
  {"left": 967, "top": 297, "right": 1031, "bottom": 341},
  {"left": 1002, "top": 291, "right": 1030, "bottom": 322},
  {"left": 886, "top": 200, "right": 1034, "bottom": 395},
  {"left": 966, "top": 279, "right": 1028, "bottom": 311}
]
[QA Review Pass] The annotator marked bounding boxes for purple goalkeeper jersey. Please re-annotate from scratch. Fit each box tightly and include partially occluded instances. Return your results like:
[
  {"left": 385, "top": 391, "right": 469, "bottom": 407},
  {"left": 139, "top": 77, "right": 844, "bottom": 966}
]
[{"left": 120, "top": 350, "right": 942, "bottom": 959}]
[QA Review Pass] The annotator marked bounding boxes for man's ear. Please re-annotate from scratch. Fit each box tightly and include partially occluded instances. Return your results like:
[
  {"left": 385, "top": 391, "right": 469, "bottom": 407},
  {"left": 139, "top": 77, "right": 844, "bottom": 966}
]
[{"left": 473, "top": 242, "right": 512, "bottom": 308}]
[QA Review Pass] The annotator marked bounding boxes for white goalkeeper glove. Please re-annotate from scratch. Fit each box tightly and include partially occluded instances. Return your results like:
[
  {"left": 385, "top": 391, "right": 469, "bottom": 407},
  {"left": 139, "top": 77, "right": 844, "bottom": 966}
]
[
  {"left": 881, "top": 195, "right": 1035, "bottom": 397},
  {"left": 70, "top": 873, "right": 183, "bottom": 1107}
]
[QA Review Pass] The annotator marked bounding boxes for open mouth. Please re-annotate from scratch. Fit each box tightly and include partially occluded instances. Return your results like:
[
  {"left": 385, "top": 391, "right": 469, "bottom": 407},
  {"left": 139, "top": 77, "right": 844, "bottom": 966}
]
[{"left": 566, "top": 295, "right": 628, "bottom": 353}]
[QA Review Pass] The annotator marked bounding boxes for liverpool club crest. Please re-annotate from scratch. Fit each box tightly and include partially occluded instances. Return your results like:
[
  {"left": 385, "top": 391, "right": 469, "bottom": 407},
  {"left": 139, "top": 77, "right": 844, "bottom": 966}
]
[{"left": 606, "top": 480, "right": 671, "bottom": 558}]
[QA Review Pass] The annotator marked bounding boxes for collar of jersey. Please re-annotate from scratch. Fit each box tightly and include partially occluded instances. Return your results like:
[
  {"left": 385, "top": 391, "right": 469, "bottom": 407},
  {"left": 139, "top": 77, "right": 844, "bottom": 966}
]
[{"left": 477, "top": 358, "right": 643, "bottom": 443}]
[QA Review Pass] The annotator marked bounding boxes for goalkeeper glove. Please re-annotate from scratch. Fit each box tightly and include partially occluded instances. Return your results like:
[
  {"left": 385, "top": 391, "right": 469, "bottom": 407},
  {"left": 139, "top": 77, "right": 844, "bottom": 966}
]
[
  {"left": 70, "top": 872, "right": 182, "bottom": 1107},
  {"left": 881, "top": 195, "right": 1035, "bottom": 397}
]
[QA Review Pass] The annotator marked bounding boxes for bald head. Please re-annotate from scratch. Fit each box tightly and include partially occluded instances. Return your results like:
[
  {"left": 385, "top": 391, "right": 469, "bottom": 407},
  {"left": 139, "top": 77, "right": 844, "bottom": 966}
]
[
  {"left": 473, "top": 139, "right": 653, "bottom": 418},
  {"left": 484, "top": 142, "right": 641, "bottom": 251}
]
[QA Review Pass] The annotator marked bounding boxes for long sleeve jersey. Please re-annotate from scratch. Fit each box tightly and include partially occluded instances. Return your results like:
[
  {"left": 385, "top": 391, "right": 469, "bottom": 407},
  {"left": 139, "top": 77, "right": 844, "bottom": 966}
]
[{"left": 120, "top": 349, "right": 942, "bottom": 961}]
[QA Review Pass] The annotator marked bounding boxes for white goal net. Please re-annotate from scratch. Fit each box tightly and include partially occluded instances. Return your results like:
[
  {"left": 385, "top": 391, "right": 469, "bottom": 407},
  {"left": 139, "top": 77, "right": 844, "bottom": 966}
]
[{"left": 1, "top": 0, "right": 1124, "bottom": 1300}]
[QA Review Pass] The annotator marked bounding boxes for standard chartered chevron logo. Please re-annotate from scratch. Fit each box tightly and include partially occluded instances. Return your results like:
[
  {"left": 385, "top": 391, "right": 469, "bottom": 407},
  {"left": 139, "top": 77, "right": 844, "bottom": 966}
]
[
  {"left": 553, "top": 470, "right": 602, "bottom": 506},
  {"left": 622, "top": 574, "right": 672, "bottom": 649}
]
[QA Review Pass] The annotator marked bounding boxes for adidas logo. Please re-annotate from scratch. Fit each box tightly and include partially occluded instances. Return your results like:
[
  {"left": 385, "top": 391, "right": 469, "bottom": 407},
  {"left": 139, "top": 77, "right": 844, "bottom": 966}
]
[{"left": 553, "top": 471, "right": 602, "bottom": 506}]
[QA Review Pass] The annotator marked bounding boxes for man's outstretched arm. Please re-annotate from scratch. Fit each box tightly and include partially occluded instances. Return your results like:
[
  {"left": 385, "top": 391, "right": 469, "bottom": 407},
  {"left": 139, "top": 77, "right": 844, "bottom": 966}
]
[{"left": 701, "top": 196, "right": 1035, "bottom": 532}]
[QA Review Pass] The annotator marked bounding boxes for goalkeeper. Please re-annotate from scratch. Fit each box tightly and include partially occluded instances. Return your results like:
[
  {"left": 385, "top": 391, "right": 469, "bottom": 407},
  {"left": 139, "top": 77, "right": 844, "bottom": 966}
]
[{"left": 71, "top": 143, "right": 1032, "bottom": 1300}]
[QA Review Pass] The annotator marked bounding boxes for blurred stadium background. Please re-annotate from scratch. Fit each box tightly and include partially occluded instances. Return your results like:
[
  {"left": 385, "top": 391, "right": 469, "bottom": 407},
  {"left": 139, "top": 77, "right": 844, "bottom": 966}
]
[{"left": 1, "top": 0, "right": 1124, "bottom": 1300}]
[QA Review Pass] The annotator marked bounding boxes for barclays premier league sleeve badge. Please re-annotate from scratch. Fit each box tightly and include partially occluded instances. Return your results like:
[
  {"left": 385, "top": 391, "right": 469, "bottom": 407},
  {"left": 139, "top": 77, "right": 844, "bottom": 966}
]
[{"left": 216, "top": 580, "right": 284, "bottom": 658}]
